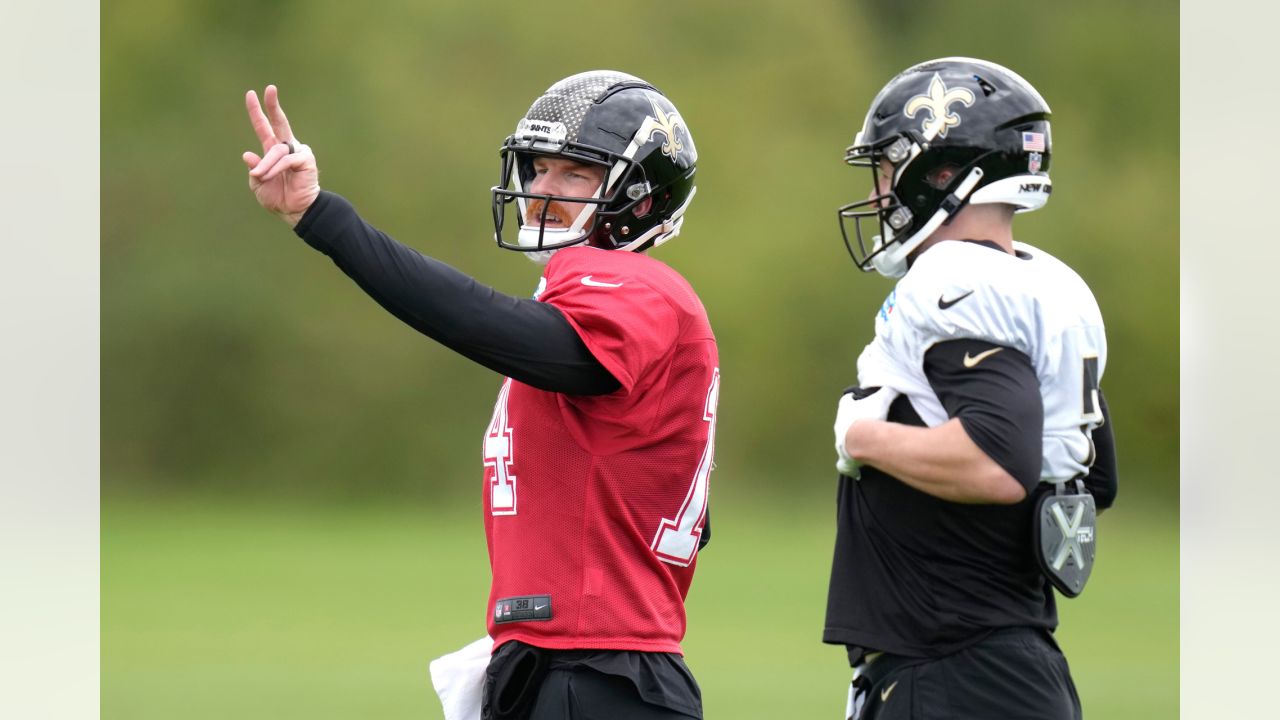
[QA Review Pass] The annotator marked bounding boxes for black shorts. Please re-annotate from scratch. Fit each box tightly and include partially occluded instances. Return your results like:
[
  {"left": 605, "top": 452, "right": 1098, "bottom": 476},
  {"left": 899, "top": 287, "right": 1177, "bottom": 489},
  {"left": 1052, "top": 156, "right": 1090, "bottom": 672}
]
[
  {"left": 527, "top": 666, "right": 699, "bottom": 720},
  {"left": 851, "top": 628, "right": 1081, "bottom": 720},
  {"left": 483, "top": 640, "right": 701, "bottom": 720}
]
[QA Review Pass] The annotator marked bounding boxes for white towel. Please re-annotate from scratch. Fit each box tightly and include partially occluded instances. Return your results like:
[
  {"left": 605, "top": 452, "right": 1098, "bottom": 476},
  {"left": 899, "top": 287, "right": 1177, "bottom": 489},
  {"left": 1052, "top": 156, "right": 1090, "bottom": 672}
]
[{"left": 429, "top": 636, "right": 493, "bottom": 720}]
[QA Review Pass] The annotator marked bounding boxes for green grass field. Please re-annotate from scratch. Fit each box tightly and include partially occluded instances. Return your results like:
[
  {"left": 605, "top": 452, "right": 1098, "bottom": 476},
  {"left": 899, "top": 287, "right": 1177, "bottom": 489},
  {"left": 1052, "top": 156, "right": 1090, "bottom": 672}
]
[{"left": 103, "top": 496, "right": 1177, "bottom": 718}]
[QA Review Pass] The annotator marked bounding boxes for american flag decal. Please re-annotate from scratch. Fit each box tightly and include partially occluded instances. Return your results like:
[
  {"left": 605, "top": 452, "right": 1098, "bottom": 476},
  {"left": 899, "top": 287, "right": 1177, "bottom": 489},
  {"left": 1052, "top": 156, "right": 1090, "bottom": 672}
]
[{"left": 1022, "top": 132, "right": 1045, "bottom": 152}]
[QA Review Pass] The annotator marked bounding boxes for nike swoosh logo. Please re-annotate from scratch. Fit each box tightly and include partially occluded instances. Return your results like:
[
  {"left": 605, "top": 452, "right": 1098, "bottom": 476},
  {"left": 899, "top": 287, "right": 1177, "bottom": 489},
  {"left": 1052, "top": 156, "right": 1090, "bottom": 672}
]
[
  {"left": 534, "top": 604, "right": 547, "bottom": 611},
  {"left": 937, "top": 290, "right": 974, "bottom": 309},
  {"left": 880, "top": 680, "right": 898, "bottom": 702},
  {"left": 963, "top": 347, "right": 1003, "bottom": 368},
  {"left": 581, "top": 275, "right": 623, "bottom": 288}
]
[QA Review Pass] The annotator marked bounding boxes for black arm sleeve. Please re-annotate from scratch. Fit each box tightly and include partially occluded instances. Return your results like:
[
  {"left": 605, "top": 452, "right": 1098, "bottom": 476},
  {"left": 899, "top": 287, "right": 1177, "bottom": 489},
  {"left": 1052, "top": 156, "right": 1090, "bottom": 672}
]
[
  {"left": 292, "top": 191, "right": 620, "bottom": 395},
  {"left": 922, "top": 339, "right": 1044, "bottom": 494},
  {"left": 1083, "top": 392, "right": 1118, "bottom": 509}
]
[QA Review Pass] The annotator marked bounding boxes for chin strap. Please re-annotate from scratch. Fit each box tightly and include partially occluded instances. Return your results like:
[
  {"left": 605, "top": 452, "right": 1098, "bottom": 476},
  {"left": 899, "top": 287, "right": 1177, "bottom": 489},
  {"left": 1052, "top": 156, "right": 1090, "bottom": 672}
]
[{"left": 871, "top": 167, "right": 985, "bottom": 278}]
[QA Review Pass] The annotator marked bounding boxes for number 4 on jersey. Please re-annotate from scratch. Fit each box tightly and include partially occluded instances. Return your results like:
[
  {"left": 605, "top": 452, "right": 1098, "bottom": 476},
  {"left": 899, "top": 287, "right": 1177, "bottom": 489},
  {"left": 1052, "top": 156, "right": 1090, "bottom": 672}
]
[
  {"left": 485, "top": 379, "right": 517, "bottom": 515},
  {"left": 651, "top": 369, "right": 720, "bottom": 567}
]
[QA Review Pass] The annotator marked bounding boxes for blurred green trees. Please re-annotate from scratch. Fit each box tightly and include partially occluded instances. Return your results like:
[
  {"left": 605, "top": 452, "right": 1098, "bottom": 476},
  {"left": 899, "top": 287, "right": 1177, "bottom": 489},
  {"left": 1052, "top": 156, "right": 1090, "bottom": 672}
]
[{"left": 103, "top": 0, "right": 1177, "bottom": 502}]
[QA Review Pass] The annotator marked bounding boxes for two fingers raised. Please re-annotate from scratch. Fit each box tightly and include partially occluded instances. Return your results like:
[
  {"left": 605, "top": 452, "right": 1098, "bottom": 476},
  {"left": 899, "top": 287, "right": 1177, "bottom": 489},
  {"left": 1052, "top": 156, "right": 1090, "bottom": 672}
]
[{"left": 245, "top": 84, "right": 297, "bottom": 151}]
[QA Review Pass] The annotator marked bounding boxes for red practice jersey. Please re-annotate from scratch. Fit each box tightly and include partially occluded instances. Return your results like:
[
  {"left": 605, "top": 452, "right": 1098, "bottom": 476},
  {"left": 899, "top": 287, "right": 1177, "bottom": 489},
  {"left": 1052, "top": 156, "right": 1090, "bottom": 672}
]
[{"left": 482, "top": 246, "right": 719, "bottom": 654}]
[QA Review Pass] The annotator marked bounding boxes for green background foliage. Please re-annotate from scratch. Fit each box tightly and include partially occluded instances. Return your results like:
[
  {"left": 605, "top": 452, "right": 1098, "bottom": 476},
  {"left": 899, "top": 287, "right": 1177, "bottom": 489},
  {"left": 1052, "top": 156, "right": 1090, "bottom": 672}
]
[{"left": 102, "top": 0, "right": 1178, "bottom": 717}]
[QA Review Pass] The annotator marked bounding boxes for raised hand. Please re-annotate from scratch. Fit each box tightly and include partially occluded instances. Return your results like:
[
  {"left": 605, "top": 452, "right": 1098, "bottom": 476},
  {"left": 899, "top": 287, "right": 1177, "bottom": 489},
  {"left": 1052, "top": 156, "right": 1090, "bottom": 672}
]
[{"left": 242, "top": 85, "right": 320, "bottom": 227}]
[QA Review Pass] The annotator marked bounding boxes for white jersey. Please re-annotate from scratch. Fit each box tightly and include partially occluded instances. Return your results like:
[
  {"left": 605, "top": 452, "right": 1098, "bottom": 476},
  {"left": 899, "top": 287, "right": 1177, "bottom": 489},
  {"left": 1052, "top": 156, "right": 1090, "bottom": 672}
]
[{"left": 857, "top": 240, "right": 1107, "bottom": 482}]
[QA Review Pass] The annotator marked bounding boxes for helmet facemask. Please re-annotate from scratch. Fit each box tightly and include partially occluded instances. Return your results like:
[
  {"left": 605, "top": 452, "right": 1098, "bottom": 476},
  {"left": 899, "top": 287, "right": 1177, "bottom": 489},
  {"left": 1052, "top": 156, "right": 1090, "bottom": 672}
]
[
  {"left": 838, "top": 133, "right": 923, "bottom": 277},
  {"left": 493, "top": 139, "right": 687, "bottom": 261}
]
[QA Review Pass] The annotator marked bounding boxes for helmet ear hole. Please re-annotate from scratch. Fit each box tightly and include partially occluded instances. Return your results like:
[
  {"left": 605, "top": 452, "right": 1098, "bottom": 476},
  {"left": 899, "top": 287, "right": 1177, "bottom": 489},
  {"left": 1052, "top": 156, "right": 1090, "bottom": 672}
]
[
  {"left": 925, "top": 164, "right": 959, "bottom": 189},
  {"left": 633, "top": 196, "right": 653, "bottom": 218}
]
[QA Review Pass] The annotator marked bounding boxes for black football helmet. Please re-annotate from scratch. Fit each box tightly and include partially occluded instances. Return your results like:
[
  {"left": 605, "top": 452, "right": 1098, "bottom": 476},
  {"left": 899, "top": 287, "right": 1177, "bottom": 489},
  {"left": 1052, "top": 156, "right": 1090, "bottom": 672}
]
[
  {"left": 838, "top": 57, "right": 1053, "bottom": 278},
  {"left": 492, "top": 70, "right": 698, "bottom": 261}
]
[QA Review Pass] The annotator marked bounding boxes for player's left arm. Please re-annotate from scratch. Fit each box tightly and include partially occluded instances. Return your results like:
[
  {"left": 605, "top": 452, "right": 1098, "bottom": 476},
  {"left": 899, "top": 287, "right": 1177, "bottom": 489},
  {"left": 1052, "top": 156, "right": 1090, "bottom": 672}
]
[
  {"left": 843, "top": 339, "right": 1041, "bottom": 504},
  {"left": 1083, "top": 392, "right": 1118, "bottom": 511}
]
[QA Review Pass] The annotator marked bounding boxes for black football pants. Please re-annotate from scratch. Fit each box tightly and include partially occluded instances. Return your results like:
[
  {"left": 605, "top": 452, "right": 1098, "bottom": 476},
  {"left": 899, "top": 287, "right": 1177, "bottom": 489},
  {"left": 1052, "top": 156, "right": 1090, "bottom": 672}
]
[{"left": 851, "top": 628, "right": 1082, "bottom": 720}]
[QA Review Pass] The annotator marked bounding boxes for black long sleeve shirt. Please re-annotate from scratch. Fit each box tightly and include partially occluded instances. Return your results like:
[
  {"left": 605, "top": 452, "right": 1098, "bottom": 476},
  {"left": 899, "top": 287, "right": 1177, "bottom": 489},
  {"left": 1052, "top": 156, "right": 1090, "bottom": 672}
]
[{"left": 293, "top": 191, "right": 619, "bottom": 395}]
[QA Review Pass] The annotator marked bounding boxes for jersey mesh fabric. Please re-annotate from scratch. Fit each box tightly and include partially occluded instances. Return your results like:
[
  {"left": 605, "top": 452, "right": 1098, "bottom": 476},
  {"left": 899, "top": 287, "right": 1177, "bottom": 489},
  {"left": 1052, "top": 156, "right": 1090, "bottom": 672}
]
[{"left": 483, "top": 247, "right": 718, "bottom": 654}]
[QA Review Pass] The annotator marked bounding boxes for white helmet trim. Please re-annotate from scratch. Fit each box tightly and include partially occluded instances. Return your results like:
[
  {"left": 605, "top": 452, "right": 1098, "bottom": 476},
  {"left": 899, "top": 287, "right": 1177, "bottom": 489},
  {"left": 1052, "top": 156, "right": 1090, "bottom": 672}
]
[{"left": 968, "top": 174, "right": 1052, "bottom": 212}]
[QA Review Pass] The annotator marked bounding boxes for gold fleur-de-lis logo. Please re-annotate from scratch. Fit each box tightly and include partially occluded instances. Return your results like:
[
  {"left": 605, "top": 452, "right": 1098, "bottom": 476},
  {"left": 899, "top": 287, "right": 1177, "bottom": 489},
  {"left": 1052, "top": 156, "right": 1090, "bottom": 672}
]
[
  {"left": 904, "top": 74, "right": 975, "bottom": 138},
  {"left": 639, "top": 96, "right": 687, "bottom": 159}
]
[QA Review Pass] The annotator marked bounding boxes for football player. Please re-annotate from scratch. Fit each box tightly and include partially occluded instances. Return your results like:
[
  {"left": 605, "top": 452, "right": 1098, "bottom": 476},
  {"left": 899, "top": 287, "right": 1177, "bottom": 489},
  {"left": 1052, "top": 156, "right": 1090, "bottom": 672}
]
[
  {"left": 242, "top": 71, "right": 716, "bottom": 719},
  {"left": 825, "top": 58, "right": 1118, "bottom": 720}
]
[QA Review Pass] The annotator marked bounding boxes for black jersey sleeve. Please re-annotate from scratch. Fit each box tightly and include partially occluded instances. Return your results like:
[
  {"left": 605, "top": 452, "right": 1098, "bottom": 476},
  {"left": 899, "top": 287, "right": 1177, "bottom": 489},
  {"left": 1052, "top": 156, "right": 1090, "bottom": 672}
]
[
  {"left": 292, "top": 191, "right": 620, "bottom": 396},
  {"left": 922, "top": 339, "right": 1043, "bottom": 493},
  {"left": 1083, "top": 392, "right": 1118, "bottom": 509}
]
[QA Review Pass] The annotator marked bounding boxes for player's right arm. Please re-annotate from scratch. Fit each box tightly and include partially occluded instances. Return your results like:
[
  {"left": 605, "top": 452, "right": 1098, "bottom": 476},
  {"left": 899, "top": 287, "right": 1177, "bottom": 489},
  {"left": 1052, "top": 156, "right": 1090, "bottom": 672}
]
[
  {"left": 294, "top": 192, "right": 620, "bottom": 395},
  {"left": 239, "top": 87, "right": 619, "bottom": 396},
  {"left": 842, "top": 338, "right": 1042, "bottom": 504},
  {"left": 241, "top": 86, "right": 319, "bottom": 228},
  {"left": 845, "top": 417, "right": 1028, "bottom": 504}
]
